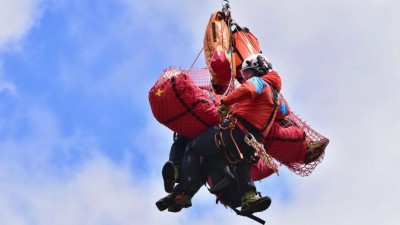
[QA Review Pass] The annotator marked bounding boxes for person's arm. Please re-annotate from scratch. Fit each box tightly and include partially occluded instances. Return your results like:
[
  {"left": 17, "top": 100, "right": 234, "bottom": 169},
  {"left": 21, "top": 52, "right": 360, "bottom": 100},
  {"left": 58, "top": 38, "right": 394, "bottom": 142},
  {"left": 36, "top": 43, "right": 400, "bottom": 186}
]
[{"left": 221, "top": 77, "right": 266, "bottom": 105}]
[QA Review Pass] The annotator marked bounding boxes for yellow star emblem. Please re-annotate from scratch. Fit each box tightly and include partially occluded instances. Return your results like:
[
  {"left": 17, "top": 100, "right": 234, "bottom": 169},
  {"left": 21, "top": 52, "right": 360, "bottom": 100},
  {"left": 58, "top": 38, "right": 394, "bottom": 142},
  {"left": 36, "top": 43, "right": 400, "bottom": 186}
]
[{"left": 156, "top": 88, "right": 164, "bottom": 97}]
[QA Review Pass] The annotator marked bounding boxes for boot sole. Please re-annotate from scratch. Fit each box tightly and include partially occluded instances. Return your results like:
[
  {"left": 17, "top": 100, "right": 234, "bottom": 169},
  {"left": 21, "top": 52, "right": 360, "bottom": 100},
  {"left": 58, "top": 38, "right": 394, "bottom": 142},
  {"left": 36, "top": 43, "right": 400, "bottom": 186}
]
[
  {"left": 162, "top": 161, "right": 175, "bottom": 193},
  {"left": 155, "top": 196, "right": 174, "bottom": 211},
  {"left": 241, "top": 197, "right": 272, "bottom": 216},
  {"left": 168, "top": 201, "right": 192, "bottom": 213},
  {"left": 167, "top": 203, "right": 183, "bottom": 213}
]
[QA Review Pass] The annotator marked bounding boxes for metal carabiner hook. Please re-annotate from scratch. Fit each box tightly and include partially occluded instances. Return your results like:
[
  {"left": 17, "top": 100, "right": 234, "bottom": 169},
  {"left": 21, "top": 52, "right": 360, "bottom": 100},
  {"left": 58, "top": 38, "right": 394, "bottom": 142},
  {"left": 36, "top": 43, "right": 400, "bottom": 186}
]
[{"left": 244, "top": 133, "right": 255, "bottom": 146}]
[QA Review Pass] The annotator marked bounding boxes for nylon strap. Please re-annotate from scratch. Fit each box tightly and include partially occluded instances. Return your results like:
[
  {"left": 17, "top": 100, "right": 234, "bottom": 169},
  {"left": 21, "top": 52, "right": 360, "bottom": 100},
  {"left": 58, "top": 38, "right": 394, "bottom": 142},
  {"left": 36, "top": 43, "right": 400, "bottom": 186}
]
[
  {"left": 257, "top": 84, "right": 279, "bottom": 141},
  {"left": 231, "top": 207, "right": 266, "bottom": 224}
]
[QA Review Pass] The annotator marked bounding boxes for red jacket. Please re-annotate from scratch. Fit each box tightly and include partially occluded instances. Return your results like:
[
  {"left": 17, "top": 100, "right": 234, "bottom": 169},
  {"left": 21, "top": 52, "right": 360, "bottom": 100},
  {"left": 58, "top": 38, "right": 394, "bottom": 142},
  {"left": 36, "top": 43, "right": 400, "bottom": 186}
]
[{"left": 221, "top": 71, "right": 282, "bottom": 138}]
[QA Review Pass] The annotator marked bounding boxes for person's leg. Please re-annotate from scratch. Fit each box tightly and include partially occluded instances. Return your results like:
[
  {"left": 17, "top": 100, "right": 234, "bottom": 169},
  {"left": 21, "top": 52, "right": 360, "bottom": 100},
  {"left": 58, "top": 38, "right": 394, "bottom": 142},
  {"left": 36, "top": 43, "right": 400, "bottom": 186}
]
[
  {"left": 169, "top": 133, "right": 192, "bottom": 171},
  {"left": 163, "top": 133, "right": 192, "bottom": 193},
  {"left": 207, "top": 165, "right": 242, "bottom": 208},
  {"left": 157, "top": 153, "right": 220, "bottom": 213},
  {"left": 176, "top": 126, "right": 223, "bottom": 206},
  {"left": 235, "top": 160, "right": 272, "bottom": 215},
  {"left": 207, "top": 164, "right": 235, "bottom": 194},
  {"left": 156, "top": 182, "right": 197, "bottom": 212},
  {"left": 225, "top": 128, "right": 272, "bottom": 215},
  {"left": 234, "top": 160, "right": 256, "bottom": 196}
]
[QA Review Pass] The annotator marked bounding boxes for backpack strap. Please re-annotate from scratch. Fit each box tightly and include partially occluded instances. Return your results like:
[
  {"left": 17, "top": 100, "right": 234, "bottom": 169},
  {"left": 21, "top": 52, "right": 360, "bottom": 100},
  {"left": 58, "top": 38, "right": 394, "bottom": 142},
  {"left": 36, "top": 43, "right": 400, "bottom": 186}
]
[{"left": 258, "top": 84, "right": 279, "bottom": 141}]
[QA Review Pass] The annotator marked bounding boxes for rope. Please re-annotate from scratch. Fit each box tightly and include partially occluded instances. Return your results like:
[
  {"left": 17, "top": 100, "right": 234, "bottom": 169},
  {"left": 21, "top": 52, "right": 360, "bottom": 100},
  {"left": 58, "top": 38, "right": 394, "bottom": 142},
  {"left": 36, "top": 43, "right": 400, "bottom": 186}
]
[
  {"left": 189, "top": 47, "right": 204, "bottom": 70},
  {"left": 221, "top": 0, "right": 236, "bottom": 97},
  {"left": 244, "top": 133, "right": 279, "bottom": 175}
]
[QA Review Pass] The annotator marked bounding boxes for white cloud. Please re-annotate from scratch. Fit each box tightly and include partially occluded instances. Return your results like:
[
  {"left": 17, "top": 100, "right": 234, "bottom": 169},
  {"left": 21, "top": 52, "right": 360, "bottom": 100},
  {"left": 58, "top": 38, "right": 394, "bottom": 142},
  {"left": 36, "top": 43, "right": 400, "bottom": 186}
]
[
  {"left": 0, "top": 0, "right": 44, "bottom": 96},
  {"left": 0, "top": 152, "right": 274, "bottom": 225},
  {"left": 138, "top": 1, "right": 400, "bottom": 224},
  {"left": 0, "top": 78, "right": 15, "bottom": 94},
  {"left": 0, "top": 0, "right": 43, "bottom": 52},
  {"left": 0, "top": 61, "right": 16, "bottom": 94},
  {"left": 0, "top": 104, "right": 240, "bottom": 225},
  {"left": 1, "top": 0, "right": 400, "bottom": 224}
]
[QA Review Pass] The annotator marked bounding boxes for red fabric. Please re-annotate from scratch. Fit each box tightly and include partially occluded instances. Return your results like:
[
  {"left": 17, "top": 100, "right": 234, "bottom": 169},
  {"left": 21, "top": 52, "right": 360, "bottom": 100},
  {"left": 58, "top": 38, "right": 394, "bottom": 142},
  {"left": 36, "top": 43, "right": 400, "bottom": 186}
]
[
  {"left": 149, "top": 72, "right": 220, "bottom": 138},
  {"left": 221, "top": 71, "right": 282, "bottom": 137},
  {"left": 262, "top": 71, "right": 282, "bottom": 92},
  {"left": 250, "top": 159, "right": 275, "bottom": 181},
  {"left": 250, "top": 122, "right": 307, "bottom": 181},
  {"left": 264, "top": 122, "right": 307, "bottom": 163},
  {"left": 210, "top": 51, "right": 231, "bottom": 86}
]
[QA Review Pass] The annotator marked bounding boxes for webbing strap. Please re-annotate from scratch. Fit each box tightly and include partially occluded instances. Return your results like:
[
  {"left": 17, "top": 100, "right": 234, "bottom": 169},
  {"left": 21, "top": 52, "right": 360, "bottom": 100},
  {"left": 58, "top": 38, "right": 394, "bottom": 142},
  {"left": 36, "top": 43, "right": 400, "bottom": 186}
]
[
  {"left": 257, "top": 84, "right": 279, "bottom": 141},
  {"left": 231, "top": 207, "right": 266, "bottom": 224},
  {"left": 259, "top": 85, "right": 279, "bottom": 131}
]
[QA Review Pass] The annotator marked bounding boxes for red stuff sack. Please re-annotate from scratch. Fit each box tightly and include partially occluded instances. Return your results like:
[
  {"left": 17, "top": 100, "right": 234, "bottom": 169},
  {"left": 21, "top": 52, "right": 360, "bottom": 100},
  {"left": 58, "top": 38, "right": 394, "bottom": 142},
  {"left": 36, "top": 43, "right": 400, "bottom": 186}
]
[{"left": 149, "top": 68, "right": 220, "bottom": 138}]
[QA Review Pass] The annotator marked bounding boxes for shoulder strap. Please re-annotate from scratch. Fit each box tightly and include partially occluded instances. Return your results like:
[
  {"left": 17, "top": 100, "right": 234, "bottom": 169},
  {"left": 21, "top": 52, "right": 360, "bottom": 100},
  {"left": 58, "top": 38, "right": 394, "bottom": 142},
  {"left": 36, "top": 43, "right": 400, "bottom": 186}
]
[{"left": 257, "top": 83, "right": 279, "bottom": 141}]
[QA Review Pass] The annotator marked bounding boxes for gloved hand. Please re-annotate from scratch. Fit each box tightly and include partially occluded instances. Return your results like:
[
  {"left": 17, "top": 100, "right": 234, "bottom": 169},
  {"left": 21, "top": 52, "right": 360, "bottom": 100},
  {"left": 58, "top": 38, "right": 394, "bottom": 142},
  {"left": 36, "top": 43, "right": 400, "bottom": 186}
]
[{"left": 218, "top": 103, "right": 229, "bottom": 119}]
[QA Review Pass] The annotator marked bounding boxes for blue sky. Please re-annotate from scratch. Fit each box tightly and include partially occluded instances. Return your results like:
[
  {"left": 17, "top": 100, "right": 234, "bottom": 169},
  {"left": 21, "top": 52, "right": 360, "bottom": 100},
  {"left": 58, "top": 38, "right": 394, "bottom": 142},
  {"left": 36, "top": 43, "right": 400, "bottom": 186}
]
[{"left": 1, "top": 0, "right": 400, "bottom": 224}]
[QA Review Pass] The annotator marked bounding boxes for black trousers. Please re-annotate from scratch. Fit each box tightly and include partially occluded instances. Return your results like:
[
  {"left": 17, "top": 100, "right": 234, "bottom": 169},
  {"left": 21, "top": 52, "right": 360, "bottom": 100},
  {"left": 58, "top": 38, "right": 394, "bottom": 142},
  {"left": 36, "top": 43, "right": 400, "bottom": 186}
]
[
  {"left": 168, "top": 133, "right": 191, "bottom": 182},
  {"left": 181, "top": 124, "right": 256, "bottom": 197},
  {"left": 169, "top": 133, "right": 191, "bottom": 165}
]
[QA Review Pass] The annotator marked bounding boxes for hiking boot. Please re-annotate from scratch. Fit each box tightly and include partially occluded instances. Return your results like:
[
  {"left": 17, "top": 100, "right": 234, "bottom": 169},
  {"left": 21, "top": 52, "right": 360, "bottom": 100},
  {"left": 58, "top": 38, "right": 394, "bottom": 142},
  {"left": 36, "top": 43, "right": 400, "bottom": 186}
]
[
  {"left": 167, "top": 202, "right": 183, "bottom": 213},
  {"left": 173, "top": 194, "right": 192, "bottom": 211},
  {"left": 162, "top": 161, "right": 178, "bottom": 193},
  {"left": 304, "top": 139, "right": 329, "bottom": 164},
  {"left": 240, "top": 191, "right": 271, "bottom": 216},
  {"left": 155, "top": 193, "right": 175, "bottom": 211}
]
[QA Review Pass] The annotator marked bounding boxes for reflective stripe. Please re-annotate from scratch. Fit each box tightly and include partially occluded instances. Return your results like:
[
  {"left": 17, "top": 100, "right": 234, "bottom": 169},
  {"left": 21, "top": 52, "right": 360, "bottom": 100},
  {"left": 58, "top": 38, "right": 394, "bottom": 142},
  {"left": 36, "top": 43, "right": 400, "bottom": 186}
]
[
  {"left": 278, "top": 94, "right": 288, "bottom": 115},
  {"left": 247, "top": 77, "right": 269, "bottom": 94}
]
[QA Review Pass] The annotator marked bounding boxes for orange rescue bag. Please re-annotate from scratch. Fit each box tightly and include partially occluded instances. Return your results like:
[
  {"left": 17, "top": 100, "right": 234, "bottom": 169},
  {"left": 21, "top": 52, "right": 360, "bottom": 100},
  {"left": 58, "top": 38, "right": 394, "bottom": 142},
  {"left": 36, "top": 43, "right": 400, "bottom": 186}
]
[
  {"left": 203, "top": 11, "right": 232, "bottom": 87},
  {"left": 232, "top": 26, "right": 261, "bottom": 83}
]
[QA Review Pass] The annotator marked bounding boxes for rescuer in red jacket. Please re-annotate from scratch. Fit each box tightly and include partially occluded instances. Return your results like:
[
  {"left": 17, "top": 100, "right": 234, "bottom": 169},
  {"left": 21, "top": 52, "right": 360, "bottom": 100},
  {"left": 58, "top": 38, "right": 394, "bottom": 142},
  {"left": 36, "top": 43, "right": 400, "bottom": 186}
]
[
  {"left": 174, "top": 54, "right": 281, "bottom": 216},
  {"left": 157, "top": 55, "right": 329, "bottom": 215}
]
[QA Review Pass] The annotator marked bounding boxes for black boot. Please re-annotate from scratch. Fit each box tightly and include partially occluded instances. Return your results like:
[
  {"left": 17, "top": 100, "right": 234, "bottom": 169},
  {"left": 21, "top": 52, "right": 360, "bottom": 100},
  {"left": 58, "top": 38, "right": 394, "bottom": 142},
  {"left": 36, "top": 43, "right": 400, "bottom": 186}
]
[
  {"left": 155, "top": 192, "right": 176, "bottom": 211},
  {"left": 170, "top": 193, "right": 192, "bottom": 212},
  {"left": 162, "top": 161, "right": 177, "bottom": 193}
]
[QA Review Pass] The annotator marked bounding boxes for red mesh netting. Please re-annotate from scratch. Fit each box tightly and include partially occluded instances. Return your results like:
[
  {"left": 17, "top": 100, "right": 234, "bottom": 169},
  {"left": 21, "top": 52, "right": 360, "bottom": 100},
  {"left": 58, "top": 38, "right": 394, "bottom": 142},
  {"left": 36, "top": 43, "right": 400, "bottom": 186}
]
[
  {"left": 150, "top": 67, "right": 328, "bottom": 176},
  {"left": 276, "top": 112, "right": 329, "bottom": 176},
  {"left": 153, "top": 67, "right": 213, "bottom": 90}
]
